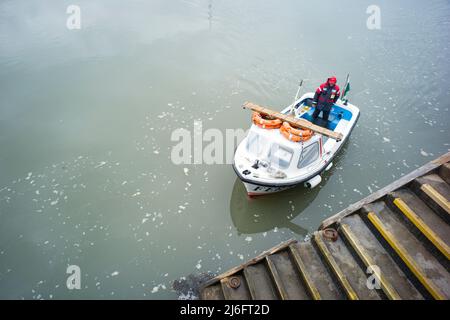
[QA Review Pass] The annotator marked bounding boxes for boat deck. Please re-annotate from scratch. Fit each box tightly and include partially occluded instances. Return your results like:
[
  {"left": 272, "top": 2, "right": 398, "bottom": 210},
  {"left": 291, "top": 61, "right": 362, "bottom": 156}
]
[
  {"left": 200, "top": 152, "right": 450, "bottom": 300},
  {"left": 298, "top": 99, "right": 353, "bottom": 131}
]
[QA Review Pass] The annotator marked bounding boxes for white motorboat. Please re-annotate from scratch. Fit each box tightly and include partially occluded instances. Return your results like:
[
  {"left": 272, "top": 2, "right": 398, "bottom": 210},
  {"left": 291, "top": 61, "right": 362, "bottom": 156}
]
[{"left": 233, "top": 92, "right": 360, "bottom": 196}]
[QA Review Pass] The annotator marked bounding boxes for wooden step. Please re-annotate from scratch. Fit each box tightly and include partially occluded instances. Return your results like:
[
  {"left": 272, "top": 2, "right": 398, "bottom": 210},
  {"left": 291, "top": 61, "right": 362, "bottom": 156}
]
[
  {"left": 201, "top": 283, "right": 224, "bottom": 300},
  {"left": 364, "top": 201, "right": 450, "bottom": 299},
  {"left": 339, "top": 214, "right": 423, "bottom": 300},
  {"left": 289, "top": 242, "right": 344, "bottom": 300},
  {"left": 265, "top": 251, "right": 310, "bottom": 300},
  {"left": 438, "top": 163, "right": 450, "bottom": 185},
  {"left": 411, "top": 174, "right": 450, "bottom": 218},
  {"left": 314, "top": 231, "right": 381, "bottom": 300},
  {"left": 313, "top": 232, "right": 358, "bottom": 300},
  {"left": 388, "top": 189, "right": 450, "bottom": 260},
  {"left": 264, "top": 256, "right": 288, "bottom": 300},
  {"left": 243, "top": 263, "right": 279, "bottom": 299},
  {"left": 220, "top": 273, "right": 251, "bottom": 300}
]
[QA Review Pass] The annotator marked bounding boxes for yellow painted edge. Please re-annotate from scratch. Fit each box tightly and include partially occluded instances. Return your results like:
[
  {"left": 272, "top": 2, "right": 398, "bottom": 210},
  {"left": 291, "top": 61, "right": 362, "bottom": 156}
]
[
  {"left": 367, "top": 212, "right": 446, "bottom": 300},
  {"left": 314, "top": 232, "right": 359, "bottom": 300},
  {"left": 421, "top": 184, "right": 450, "bottom": 214},
  {"left": 340, "top": 224, "right": 401, "bottom": 300},
  {"left": 289, "top": 245, "right": 322, "bottom": 300},
  {"left": 265, "top": 256, "right": 288, "bottom": 300},
  {"left": 394, "top": 198, "right": 450, "bottom": 260}
]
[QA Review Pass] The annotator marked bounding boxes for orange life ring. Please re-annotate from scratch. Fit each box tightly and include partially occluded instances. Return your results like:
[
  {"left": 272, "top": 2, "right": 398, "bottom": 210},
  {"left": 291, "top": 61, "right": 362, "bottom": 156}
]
[
  {"left": 280, "top": 122, "right": 313, "bottom": 142},
  {"left": 252, "top": 112, "right": 282, "bottom": 129},
  {"left": 282, "top": 122, "right": 313, "bottom": 137}
]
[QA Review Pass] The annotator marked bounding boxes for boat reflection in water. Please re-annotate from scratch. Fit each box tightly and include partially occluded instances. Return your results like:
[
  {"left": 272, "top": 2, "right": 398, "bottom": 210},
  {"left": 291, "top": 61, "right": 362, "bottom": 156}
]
[{"left": 229, "top": 178, "right": 321, "bottom": 236}]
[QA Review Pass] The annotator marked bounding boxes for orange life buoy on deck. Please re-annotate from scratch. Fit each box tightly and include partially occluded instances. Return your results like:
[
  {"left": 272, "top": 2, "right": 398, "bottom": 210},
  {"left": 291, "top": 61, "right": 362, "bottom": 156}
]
[
  {"left": 252, "top": 112, "right": 282, "bottom": 129},
  {"left": 280, "top": 122, "right": 313, "bottom": 142}
]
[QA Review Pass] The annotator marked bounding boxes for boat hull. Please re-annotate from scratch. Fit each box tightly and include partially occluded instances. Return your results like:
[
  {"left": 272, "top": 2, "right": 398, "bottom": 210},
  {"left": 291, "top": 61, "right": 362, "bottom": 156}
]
[
  {"left": 233, "top": 163, "right": 322, "bottom": 195},
  {"left": 243, "top": 181, "right": 293, "bottom": 196}
]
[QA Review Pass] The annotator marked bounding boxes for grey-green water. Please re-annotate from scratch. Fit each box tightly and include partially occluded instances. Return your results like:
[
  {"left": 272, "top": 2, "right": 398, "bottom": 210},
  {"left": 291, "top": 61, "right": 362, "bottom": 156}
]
[{"left": 0, "top": 0, "right": 449, "bottom": 299}]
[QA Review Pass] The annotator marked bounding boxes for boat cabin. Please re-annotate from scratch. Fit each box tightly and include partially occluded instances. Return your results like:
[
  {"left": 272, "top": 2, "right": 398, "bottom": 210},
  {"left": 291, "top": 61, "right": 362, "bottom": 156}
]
[{"left": 244, "top": 124, "right": 324, "bottom": 179}]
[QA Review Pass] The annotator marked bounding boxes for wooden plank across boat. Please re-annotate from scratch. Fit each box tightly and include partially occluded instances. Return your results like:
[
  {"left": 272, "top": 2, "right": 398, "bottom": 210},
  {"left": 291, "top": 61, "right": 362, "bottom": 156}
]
[
  {"left": 200, "top": 151, "right": 450, "bottom": 300},
  {"left": 242, "top": 101, "right": 343, "bottom": 141}
]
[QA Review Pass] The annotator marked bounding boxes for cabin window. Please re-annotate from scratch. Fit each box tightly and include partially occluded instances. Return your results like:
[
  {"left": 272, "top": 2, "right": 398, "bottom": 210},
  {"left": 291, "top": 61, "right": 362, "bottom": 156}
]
[
  {"left": 269, "top": 144, "right": 293, "bottom": 169},
  {"left": 298, "top": 142, "right": 319, "bottom": 168},
  {"left": 246, "top": 132, "right": 268, "bottom": 157}
]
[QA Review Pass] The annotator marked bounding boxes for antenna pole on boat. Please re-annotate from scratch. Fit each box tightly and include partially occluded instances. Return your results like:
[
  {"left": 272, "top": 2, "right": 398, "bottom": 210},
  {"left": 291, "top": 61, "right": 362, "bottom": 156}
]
[
  {"left": 290, "top": 80, "right": 303, "bottom": 115},
  {"left": 341, "top": 73, "right": 350, "bottom": 105}
]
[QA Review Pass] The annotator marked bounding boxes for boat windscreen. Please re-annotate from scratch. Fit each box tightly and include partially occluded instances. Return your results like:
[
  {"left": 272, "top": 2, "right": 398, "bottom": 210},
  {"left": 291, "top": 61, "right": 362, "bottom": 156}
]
[
  {"left": 246, "top": 131, "right": 269, "bottom": 158},
  {"left": 298, "top": 142, "right": 319, "bottom": 168},
  {"left": 269, "top": 144, "right": 293, "bottom": 169}
]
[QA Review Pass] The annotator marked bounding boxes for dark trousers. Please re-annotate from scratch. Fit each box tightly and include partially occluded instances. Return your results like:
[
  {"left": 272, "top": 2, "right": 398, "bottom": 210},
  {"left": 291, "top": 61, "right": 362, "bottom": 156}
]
[{"left": 312, "top": 104, "right": 331, "bottom": 122}]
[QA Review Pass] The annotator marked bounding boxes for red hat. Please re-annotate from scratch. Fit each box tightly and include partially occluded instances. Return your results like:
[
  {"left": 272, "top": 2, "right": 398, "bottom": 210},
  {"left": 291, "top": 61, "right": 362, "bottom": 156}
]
[{"left": 328, "top": 76, "right": 337, "bottom": 83}]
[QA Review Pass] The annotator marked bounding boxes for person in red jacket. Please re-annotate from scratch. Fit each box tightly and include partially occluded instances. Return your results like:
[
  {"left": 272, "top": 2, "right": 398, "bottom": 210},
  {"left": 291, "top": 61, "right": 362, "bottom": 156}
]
[{"left": 311, "top": 76, "right": 340, "bottom": 123}]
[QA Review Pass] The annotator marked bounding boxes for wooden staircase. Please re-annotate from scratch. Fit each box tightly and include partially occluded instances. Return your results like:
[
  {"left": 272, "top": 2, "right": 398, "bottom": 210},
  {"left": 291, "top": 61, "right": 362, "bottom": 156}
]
[{"left": 200, "top": 153, "right": 450, "bottom": 300}]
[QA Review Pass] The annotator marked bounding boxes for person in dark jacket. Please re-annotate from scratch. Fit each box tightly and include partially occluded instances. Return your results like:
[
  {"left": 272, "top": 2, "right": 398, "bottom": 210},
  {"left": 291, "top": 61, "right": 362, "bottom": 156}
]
[{"left": 311, "top": 76, "right": 340, "bottom": 123}]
